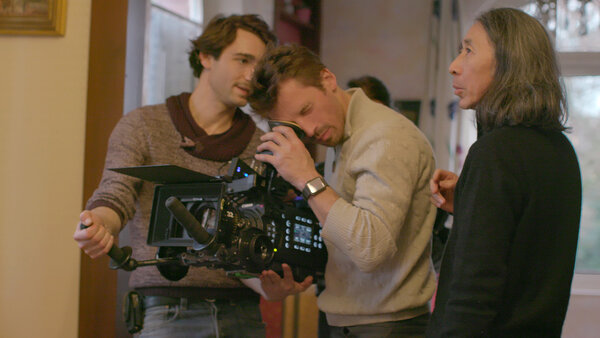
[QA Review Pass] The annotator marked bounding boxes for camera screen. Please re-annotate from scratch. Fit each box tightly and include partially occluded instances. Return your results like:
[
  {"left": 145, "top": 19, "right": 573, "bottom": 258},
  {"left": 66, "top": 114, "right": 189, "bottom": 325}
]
[{"left": 293, "top": 223, "right": 313, "bottom": 245}]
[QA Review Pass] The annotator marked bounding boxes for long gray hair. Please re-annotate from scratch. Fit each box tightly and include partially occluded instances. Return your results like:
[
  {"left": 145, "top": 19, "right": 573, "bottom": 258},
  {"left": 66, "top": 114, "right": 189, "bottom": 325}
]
[{"left": 475, "top": 8, "right": 568, "bottom": 132}]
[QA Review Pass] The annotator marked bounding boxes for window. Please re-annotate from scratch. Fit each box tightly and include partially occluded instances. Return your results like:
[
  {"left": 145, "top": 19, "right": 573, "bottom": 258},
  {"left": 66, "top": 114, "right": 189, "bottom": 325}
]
[
  {"left": 524, "top": 0, "right": 600, "bottom": 274},
  {"left": 143, "top": 0, "right": 203, "bottom": 105},
  {"left": 556, "top": 0, "right": 600, "bottom": 52},
  {"left": 522, "top": 0, "right": 600, "bottom": 52},
  {"left": 563, "top": 76, "right": 600, "bottom": 273}
]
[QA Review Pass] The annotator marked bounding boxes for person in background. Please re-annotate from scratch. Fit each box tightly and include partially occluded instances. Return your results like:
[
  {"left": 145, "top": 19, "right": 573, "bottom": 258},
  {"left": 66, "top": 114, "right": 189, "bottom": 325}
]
[
  {"left": 248, "top": 44, "right": 438, "bottom": 337},
  {"left": 73, "top": 14, "right": 278, "bottom": 337},
  {"left": 427, "top": 8, "right": 581, "bottom": 337},
  {"left": 347, "top": 75, "right": 392, "bottom": 107}
]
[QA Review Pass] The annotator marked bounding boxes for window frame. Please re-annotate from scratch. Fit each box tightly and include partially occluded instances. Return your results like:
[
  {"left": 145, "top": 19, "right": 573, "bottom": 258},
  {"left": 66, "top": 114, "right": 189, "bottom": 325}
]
[
  {"left": 558, "top": 50, "right": 600, "bottom": 288},
  {"left": 559, "top": 52, "right": 600, "bottom": 77}
]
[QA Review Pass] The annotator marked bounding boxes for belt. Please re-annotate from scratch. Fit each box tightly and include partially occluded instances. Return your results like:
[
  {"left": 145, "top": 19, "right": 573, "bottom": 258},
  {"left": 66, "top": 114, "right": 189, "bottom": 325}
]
[
  {"left": 138, "top": 287, "right": 259, "bottom": 309},
  {"left": 143, "top": 295, "right": 205, "bottom": 309}
]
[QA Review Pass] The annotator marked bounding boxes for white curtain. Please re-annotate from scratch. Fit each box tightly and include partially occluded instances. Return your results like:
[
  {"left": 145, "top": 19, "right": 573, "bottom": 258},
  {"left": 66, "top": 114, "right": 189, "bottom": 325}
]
[{"left": 420, "top": 0, "right": 476, "bottom": 173}]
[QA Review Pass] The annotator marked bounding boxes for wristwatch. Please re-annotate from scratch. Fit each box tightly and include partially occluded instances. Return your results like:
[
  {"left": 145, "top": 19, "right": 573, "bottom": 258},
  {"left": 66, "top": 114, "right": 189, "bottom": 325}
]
[{"left": 302, "top": 177, "right": 328, "bottom": 200}]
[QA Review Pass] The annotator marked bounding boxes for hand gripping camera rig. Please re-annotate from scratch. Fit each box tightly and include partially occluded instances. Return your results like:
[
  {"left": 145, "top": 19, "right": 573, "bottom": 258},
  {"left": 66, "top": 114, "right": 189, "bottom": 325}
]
[{"left": 91, "top": 156, "right": 327, "bottom": 282}]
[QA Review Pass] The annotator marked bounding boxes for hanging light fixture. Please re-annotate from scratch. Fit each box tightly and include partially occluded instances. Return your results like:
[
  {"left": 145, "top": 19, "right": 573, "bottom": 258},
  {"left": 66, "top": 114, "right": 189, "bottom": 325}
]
[
  {"left": 523, "top": 0, "right": 600, "bottom": 50},
  {"left": 560, "top": 0, "right": 599, "bottom": 37},
  {"left": 577, "top": 0, "right": 592, "bottom": 35},
  {"left": 537, "top": 0, "right": 558, "bottom": 34}
]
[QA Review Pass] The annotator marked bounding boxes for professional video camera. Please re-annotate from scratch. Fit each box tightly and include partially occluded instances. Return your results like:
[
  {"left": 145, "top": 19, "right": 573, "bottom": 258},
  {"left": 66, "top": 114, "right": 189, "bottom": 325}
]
[{"left": 94, "top": 154, "right": 327, "bottom": 282}]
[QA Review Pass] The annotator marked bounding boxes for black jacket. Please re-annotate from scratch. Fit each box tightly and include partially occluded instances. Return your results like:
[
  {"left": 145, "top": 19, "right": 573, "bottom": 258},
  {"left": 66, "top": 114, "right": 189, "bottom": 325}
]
[{"left": 427, "top": 126, "right": 582, "bottom": 337}]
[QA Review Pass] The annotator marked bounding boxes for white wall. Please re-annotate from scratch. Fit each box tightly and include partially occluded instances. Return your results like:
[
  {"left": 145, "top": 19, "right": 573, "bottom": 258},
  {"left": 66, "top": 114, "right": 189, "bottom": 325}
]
[
  {"left": 0, "top": 1, "right": 91, "bottom": 337},
  {"left": 321, "top": 0, "right": 430, "bottom": 101},
  {"left": 203, "top": 0, "right": 274, "bottom": 27}
]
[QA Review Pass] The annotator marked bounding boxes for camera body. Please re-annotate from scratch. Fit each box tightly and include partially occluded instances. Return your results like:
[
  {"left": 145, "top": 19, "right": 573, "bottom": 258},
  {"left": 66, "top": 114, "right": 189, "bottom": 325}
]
[{"left": 111, "top": 157, "right": 327, "bottom": 281}]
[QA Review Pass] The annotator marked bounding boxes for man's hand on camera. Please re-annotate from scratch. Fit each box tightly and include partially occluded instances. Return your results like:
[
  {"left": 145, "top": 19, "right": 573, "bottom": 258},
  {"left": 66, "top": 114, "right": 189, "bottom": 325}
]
[
  {"left": 259, "top": 264, "right": 313, "bottom": 302},
  {"left": 255, "top": 126, "right": 319, "bottom": 191},
  {"left": 73, "top": 209, "right": 115, "bottom": 259}
]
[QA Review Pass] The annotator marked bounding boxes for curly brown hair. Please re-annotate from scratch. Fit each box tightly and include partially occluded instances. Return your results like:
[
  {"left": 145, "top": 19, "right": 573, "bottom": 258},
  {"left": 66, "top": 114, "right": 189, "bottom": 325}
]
[
  {"left": 188, "top": 14, "right": 277, "bottom": 78},
  {"left": 248, "top": 44, "right": 326, "bottom": 117}
]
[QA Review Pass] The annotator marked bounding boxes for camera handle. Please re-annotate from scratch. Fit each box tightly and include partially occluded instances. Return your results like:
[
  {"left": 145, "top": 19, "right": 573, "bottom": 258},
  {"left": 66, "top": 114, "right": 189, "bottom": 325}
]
[
  {"left": 79, "top": 196, "right": 221, "bottom": 273},
  {"left": 165, "top": 196, "right": 219, "bottom": 254},
  {"left": 257, "top": 120, "right": 306, "bottom": 196},
  {"left": 258, "top": 120, "right": 305, "bottom": 157},
  {"left": 79, "top": 223, "right": 138, "bottom": 271},
  {"left": 79, "top": 222, "right": 183, "bottom": 271},
  {"left": 268, "top": 120, "right": 305, "bottom": 139}
]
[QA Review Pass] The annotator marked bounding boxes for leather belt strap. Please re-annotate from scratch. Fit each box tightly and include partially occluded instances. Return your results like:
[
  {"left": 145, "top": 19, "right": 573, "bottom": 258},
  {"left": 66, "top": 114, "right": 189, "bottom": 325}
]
[
  {"left": 138, "top": 287, "right": 259, "bottom": 309},
  {"left": 143, "top": 296, "right": 198, "bottom": 309}
]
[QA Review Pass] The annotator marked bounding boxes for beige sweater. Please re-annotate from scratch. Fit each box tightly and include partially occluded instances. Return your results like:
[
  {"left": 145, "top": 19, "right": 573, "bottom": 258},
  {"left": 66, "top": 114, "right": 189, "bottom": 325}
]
[{"left": 319, "top": 89, "right": 437, "bottom": 326}]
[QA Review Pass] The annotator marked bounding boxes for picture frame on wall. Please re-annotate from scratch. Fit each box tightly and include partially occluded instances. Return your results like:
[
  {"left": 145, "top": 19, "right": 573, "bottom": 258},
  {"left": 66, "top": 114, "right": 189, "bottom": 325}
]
[
  {"left": 394, "top": 100, "right": 421, "bottom": 126},
  {"left": 0, "top": 0, "right": 67, "bottom": 36}
]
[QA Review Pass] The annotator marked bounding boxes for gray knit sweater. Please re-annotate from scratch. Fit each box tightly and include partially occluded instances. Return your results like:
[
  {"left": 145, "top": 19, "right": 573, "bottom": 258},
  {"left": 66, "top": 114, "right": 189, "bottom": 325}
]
[{"left": 87, "top": 103, "right": 263, "bottom": 290}]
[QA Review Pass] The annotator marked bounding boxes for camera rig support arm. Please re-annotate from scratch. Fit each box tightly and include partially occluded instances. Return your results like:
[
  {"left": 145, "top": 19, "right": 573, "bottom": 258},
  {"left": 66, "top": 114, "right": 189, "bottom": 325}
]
[
  {"left": 78, "top": 223, "right": 178, "bottom": 271},
  {"left": 79, "top": 196, "right": 220, "bottom": 273},
  {"left": 164, "top": 196, "right": 219, "bottom": 254}
]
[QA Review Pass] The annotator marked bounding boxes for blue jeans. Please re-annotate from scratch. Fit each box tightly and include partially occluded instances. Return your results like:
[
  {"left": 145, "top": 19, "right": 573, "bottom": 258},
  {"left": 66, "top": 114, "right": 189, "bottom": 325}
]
[
  {"left": 138, "top": 299, "right": 265, "bottom": 338},
  {"left": 329, "top": 313, "right": 430, "bottom": 338}
]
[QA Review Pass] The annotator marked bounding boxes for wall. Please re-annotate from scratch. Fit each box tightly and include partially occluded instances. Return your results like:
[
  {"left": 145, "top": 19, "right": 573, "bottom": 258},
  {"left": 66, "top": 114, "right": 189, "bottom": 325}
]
[
  {"left": 204, "top": 0, "right": 274, "bottom": 26},
  {"left": 563, "top": 274, "right": 600, "bottom": 336},
  {"left": 0, "top": 1, "right": 91, "bottom": 337},
  {"left": 321, "top": 0, "right": 430, "bottom": 101}
]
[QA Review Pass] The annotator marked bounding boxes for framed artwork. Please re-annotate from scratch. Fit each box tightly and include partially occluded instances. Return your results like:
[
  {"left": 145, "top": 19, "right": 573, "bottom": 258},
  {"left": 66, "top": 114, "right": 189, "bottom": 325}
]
[
  {"left": 0, "top": 0, "right": 67, "bottom": 36},
  {"left": 394, "top": 100, "right": 421, "bottom": 126}
]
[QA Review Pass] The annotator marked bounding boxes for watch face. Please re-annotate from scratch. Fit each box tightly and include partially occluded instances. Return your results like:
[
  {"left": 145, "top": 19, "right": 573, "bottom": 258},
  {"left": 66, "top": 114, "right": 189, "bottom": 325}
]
[{"left": 303, "top": 177, "right": 327, "bottom": 200}]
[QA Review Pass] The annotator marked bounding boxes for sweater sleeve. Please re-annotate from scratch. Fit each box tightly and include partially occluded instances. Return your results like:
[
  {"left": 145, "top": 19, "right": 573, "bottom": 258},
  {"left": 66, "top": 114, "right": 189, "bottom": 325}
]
[
  {"left": 85, "top": 109, "right": 150, "bottom": 226},
  {"left": 439, "top": 139, "right": 524, "bottom": 336},
  {"left": 322, "top": 125, "right": 434, "bottom": 272}
]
